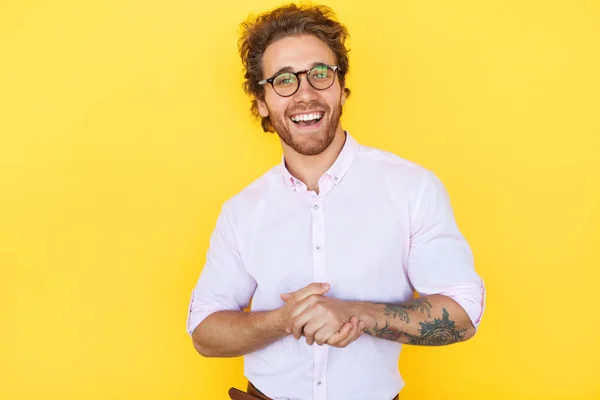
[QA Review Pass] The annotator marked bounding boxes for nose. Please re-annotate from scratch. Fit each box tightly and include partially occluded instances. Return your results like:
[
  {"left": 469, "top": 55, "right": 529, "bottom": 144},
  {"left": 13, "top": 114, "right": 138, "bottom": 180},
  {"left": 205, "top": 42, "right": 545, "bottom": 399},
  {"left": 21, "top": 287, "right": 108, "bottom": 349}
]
[{"left": 292, "top": 74, "right": 319, "bottom": 103}]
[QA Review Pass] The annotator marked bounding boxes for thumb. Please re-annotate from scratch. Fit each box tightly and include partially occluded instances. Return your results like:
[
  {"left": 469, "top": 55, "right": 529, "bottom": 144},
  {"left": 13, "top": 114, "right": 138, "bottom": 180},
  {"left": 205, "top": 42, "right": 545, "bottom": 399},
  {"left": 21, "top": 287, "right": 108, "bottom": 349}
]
[
  {"left": 319, "top": 282, "right": 330, "bottom": 293},
  {"left": 280, "top": 293, "right": 291, "bottom": 301}
]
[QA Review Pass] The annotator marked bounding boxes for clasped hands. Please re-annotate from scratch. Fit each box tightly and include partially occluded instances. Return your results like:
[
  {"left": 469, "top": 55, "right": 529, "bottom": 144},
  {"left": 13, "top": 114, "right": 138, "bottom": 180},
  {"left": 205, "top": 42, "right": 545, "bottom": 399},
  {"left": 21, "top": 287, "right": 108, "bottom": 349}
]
[{"left": 278, "top": 282, "right": 365, "bottom": 348}]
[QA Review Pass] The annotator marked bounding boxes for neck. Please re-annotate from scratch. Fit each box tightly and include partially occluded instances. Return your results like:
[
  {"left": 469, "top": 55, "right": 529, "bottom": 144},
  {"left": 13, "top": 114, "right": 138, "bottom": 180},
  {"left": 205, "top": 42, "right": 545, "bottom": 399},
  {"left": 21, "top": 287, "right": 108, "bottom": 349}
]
[{"left": 282, "top": 126, "right": 346, "bottom": 193}]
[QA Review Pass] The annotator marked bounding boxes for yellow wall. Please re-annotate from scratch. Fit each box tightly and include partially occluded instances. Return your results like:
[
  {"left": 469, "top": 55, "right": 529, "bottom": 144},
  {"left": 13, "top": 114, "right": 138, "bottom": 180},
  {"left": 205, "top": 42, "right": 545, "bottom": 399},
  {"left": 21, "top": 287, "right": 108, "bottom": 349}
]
[{"left": 1, "top": 0, "right": 599, "bottom": 399}]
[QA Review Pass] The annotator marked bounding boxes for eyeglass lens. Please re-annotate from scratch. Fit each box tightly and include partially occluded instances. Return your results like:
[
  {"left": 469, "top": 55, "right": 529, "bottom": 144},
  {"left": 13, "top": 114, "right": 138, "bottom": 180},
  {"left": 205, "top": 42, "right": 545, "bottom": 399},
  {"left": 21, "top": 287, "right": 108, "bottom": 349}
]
[{"left": 272, "top": 65, "right": 335, "bottom": 96}]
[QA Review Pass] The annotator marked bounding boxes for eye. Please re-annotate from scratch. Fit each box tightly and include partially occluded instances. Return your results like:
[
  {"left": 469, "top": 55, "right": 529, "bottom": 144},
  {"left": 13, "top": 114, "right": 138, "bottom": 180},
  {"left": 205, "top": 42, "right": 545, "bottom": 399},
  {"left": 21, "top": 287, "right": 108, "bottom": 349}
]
[
  {"left": 311, "top": 65, "right": 330, "bottom": 80},
  {"left": 274, "top": 73, "right": 296, "bottom": 86}
]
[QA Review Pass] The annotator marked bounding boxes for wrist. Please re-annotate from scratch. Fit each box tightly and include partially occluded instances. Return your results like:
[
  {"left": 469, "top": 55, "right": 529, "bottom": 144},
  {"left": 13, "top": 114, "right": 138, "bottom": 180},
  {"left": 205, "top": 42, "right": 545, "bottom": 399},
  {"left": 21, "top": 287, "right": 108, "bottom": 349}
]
[
  {"left": 349, "top": 301, "right": 380, "bottom": 331},
  {"left": 268, "top": 307, "right": 289, "bottom": 336}
]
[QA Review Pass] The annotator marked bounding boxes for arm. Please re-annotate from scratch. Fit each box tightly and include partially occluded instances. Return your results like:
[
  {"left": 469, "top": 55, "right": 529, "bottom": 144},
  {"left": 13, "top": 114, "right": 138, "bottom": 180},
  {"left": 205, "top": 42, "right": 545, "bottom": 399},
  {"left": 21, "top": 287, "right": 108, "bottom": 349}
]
[
  {"left": 286, "top": 293, "right": 473, "bottom": 347},
  {"left": 187, "top": 204, "right": 261, "bottom": 357},
  {"left": 350, "top": 295, "right": 475, "bottom": 345},
  {"left": 191, "top": 309, "right": 286, "bottom": 357},
  {"left": 289, "top": 171, "right": 485, "bottom": 347},
  {"left": 402, "top": 170, "right": 485, "bottom": 336},
  {"left": 193, "top": 282, "right": 358, "bottom": 357},
  {"left": 188, "top": 204, "right": 362, "bottom": 357}
]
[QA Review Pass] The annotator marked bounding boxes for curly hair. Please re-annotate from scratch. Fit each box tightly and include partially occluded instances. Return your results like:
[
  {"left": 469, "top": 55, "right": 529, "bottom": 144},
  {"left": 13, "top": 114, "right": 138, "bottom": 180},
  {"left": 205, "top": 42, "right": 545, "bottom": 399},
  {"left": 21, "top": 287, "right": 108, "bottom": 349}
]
[{"left": 238, "top": 3, "right": 351, "bottom": 132}]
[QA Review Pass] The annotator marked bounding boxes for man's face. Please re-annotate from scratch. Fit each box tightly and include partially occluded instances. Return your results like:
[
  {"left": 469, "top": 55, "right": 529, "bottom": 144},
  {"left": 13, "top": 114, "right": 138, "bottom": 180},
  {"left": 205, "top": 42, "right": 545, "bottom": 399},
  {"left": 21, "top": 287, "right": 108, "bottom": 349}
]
[{"left": 257, "top": 34, "right": 346, "bottom": 156}]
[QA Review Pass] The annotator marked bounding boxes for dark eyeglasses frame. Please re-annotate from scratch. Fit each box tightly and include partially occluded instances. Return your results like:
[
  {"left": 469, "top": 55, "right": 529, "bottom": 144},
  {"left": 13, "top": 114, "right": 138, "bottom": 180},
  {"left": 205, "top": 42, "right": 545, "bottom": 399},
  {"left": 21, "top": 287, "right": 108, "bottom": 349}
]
[{"left": 258, "top": 64, "right": 340, "bottom": 97}]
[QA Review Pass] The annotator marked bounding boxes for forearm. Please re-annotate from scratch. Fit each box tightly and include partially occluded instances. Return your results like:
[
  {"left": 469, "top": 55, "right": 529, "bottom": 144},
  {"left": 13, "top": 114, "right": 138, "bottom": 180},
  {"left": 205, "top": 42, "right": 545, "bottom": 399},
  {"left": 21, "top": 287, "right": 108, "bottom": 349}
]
[
  {"left": 191, "top": 309, "right": 287, "bottom": 357},
  {"left": 351, "top": 294, "right": 476, "bottom": 346}
]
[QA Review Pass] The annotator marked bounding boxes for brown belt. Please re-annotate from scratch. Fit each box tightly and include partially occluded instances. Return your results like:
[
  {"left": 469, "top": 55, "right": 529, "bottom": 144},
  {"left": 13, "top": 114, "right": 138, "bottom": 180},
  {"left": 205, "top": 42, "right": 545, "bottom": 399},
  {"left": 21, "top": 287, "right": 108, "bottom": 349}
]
[
  {"left": 228, "top": 382, "right": 271, "bottom": 400},
  {"left": 228, "top": 382, "right": 400, "bottom": 400}
]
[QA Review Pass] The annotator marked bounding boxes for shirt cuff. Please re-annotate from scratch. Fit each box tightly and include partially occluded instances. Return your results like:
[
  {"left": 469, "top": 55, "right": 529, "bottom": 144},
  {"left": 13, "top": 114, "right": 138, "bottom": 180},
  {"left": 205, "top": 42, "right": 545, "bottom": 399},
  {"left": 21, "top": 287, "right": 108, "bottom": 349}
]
[{"left": 445, "top": 279, "right": 486, "bottom": 330}]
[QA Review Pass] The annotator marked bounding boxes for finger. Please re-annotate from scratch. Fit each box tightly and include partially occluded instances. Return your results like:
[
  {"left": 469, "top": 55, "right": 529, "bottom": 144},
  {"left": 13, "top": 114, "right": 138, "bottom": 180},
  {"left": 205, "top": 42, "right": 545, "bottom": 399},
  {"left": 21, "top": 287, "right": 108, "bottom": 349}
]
[
  {"left": 291, "top": 302, "right": 332, "bottom": 340},
  {"left": 322, "top": 321, "right": 352, "bottom": 346},
  {"left": 338, "top": 319, "right": 364, "bottom": 348},
  {"left": 283, "top": 283, "right": 329, "bottom": 331},
  {"left": 284, "top": 295, "right": 321, "bottom": 332},
  {"left": 281, "top": 282, "right": 327, "bottom": 304},
  {"left": 290, "top": 294, "right": 322, "bottom": 320},
  {"left": 280, "top": 293, "right": 291, "bottom": 301},
  {"left": 313, "top": 316, "right": 347, "bottom": 346},
  {"left": 302, "top": 318, "right": 327, "bottom": 346},
  {"left": 325, "top": 316, "right": 356, "bottom": 346},
  {"left": 293, "top": 282, "right": 330, "bottom": 302},
  {"left": 336, "top": 319, "right": 359, "bottom": 348},
  {"left": 291, "top": 306, "right": 321, "bottom": 340}
]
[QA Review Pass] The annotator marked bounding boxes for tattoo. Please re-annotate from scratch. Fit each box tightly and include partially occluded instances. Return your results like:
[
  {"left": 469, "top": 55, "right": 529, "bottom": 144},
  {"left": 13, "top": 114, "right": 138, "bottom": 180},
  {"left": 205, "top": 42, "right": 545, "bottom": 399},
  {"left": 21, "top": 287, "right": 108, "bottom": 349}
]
[
  {"left": 366, "top": 308, "right": 467, "bottom": 346},
  {"left": 382, "top": 298, "right": 432, "bottom": 323},
  {"left": 403, "top": 308, "right": 467, "bottom": 346},
  {"left": 372, "top": 321, "right": 402, "bottom": 341}
]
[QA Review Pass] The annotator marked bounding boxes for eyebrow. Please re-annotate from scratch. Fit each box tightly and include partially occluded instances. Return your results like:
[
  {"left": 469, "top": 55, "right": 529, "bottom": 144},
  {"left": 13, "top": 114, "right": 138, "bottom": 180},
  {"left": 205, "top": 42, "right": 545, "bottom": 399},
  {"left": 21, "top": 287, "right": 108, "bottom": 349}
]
[{"left": 268, "top": 61, "right": 330, "bottom": 78}]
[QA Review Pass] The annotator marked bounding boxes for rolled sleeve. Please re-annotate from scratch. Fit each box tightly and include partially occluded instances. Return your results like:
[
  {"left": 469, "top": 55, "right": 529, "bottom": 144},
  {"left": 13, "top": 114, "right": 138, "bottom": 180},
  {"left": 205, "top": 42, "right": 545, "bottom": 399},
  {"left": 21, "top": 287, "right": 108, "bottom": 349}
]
[
  {"left": 407, "top": 171, "right": 485, "bottom": 329},
  {"left": 186, "top": 202, "right": 257, "bottom": 336}
]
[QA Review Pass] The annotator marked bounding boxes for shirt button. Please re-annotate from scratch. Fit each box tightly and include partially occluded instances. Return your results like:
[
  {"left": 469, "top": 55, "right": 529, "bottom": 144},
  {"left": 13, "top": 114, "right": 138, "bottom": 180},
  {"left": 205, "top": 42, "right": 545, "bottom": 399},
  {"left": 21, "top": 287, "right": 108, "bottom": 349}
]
[
  {"left": 312, "top": 204, "right": 319, "bottom": 210},
  {"left": 315, "top": 246, "right": 321, "bottom": 252},
  {"left": 334, "top": 176, "right": 339, "bottom": 181},
  {"left": 317, "top": 381, "right": 322, "bottom": 386},
  {"left": 295, "top": 180, "right": 301, "bottom": 185}
]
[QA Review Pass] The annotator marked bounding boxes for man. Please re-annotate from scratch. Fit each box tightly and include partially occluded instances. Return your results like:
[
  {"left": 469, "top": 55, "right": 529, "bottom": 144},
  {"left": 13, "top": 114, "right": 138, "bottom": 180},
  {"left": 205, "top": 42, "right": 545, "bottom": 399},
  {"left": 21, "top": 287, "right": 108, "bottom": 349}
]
[{"left": 187, "top": 3, "right": 485, "bottom": 400}]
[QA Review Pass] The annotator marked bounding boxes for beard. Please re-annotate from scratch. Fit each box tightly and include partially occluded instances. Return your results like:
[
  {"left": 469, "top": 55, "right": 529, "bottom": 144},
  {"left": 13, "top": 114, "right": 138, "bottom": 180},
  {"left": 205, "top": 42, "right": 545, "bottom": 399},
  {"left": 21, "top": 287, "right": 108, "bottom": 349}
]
[{"left": 268, "top": 97, "right": 343, "bottom": 156}]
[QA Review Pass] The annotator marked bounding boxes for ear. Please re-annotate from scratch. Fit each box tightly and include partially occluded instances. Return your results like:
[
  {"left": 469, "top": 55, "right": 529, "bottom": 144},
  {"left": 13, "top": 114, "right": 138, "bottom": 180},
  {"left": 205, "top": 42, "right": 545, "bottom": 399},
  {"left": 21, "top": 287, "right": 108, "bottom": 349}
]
[
  {"left": 340, "top": 86, "right": 347, "bottom": 106},
  {"left": 257, "top": 99, "right": 269, "bottom": 117}
]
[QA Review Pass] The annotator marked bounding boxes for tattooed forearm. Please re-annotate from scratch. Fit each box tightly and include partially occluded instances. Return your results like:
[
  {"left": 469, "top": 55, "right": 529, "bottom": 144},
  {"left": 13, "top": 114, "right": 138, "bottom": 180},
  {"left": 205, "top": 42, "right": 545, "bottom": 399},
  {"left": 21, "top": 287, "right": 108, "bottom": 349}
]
[
  {"left": 382, "top": 298, "right": 432, "bottom": 323},
  {"left": 371, "top": 321, "right": 403, "bottom": 341},
  {"left": 365, "top": 308, "right": 467, "bottom": 346},
  {"left": 355, "top": 294, "right": 475, "bottom": 346},
  {"left": 403, "top": 309, "right": 467, "bottom": 345}
]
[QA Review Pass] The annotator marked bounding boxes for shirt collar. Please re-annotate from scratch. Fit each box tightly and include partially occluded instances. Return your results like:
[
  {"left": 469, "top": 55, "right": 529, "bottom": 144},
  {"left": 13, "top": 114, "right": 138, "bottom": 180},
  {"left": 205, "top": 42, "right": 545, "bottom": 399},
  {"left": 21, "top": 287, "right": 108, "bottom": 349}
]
[{"left": 280, "top": 131, "right": 360, "bottom": 191}]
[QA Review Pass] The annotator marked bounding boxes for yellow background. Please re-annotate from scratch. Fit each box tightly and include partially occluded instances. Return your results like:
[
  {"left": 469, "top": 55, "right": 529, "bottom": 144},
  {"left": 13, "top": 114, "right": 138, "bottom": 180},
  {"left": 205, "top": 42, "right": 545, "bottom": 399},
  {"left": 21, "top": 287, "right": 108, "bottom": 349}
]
[{"left": 1, "top": 0, "right": 599, "bottom": 399}]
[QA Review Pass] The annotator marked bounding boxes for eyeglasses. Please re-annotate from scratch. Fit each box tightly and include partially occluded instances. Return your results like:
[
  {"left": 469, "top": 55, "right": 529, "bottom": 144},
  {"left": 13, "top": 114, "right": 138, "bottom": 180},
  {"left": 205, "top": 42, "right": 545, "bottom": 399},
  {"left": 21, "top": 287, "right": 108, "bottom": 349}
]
[{"left": 258, "top": 64, "right": 340, "bottom": 97}]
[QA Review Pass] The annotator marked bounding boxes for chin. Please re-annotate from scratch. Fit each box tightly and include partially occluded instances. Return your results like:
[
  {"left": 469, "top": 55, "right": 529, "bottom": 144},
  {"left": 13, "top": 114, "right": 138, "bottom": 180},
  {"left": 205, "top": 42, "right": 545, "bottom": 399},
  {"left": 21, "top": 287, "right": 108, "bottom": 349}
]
[
  {"left": 272, "top": 112, "right": 339, "bottom": 156},
  {"left": 289, "top": 131, "right": 334, "bottom": 156}
]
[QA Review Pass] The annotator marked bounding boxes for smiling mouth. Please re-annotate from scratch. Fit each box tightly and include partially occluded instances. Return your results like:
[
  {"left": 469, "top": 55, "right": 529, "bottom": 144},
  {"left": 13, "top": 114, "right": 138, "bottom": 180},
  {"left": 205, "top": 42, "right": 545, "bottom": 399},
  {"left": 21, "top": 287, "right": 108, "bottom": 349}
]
[{"left": 289, "top": 112, "right": 324, "bottom": 127}]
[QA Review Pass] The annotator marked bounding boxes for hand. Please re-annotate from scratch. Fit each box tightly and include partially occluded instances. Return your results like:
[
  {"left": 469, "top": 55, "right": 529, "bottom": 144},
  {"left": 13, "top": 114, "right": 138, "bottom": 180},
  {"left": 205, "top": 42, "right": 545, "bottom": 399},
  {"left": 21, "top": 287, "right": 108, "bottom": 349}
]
[
  {"left": 325, "top": 316, "right": 365, "bottom": 348},
  {"left": 279, "top": 282, "right": 331, "bottom": 335},
  {"left": 282, "top": 291, "right": 365, "bottom": 347}
]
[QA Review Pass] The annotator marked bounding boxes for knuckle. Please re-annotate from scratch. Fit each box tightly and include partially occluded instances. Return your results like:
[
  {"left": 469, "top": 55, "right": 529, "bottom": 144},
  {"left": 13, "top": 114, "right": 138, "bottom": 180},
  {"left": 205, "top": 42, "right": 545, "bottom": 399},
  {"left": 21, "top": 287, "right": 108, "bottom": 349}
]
[
  {"left": 315, "top": 333, "right": 327, "bottom": 345},
  {"left": 315, "top": 303, "right": 325, "bottom": 313},
  {"left": 309, "top": 294, "right": 322, "bottom": 302}
]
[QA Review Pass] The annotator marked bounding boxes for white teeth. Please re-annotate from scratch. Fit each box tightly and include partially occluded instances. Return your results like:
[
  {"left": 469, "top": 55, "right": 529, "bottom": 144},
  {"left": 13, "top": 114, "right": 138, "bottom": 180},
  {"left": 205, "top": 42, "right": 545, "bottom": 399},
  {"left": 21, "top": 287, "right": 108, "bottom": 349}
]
[{"left": 291, "top": 112, "right": 323, "bottom": 122}]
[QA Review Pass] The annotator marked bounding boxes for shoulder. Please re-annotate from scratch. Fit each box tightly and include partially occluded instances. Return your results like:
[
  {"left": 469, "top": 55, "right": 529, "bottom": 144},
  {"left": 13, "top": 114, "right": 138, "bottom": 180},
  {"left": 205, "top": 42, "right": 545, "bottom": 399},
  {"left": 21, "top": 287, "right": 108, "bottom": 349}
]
[
  {"left": 219, "top": 164, "right": 283, "bottom": 222},
  {"left": 354, "top": 143, "right": 433, "bottom": 193}
]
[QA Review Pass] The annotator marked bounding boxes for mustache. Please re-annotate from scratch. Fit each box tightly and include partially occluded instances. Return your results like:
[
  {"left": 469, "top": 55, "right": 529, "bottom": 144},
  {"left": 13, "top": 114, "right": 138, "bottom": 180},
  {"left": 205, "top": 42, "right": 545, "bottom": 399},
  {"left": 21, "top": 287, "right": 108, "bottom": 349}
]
[{"left": 286, "top": 101, "right": 329, "bottom": 116}]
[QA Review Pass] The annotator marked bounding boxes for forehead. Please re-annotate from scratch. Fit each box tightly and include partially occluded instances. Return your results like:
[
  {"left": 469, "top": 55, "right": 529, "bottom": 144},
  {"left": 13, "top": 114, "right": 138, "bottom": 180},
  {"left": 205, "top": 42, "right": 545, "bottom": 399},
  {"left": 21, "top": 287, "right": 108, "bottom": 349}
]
[{"left": 262, "top": 34, "right": 337, "bottom": 77}]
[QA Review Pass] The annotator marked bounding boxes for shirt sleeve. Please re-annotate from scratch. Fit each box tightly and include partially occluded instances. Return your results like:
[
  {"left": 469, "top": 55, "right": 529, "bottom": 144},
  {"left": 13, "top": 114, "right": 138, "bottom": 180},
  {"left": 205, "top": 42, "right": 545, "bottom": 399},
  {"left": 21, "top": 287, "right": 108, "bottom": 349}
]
[
  {"left": 186, "top": 202, "right": 257, "bottom": 336},
  {"left": 406, "top": 170, "right": 485, "bottom": 329}
]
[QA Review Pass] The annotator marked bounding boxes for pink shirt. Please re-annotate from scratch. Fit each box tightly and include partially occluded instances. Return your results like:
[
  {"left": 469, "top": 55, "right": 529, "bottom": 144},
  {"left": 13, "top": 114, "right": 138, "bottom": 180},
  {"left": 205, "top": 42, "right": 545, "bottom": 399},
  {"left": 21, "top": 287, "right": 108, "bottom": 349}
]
[{"left": 187, "top": 132, "right": 485, "bottom": 400}]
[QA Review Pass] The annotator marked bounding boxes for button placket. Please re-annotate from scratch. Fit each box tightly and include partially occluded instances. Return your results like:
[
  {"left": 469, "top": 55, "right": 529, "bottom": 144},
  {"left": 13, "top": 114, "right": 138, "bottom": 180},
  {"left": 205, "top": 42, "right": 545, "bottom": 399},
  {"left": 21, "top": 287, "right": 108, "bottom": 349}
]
[{"left": 311, "top": 201, "right": 328, "bottom": 399}]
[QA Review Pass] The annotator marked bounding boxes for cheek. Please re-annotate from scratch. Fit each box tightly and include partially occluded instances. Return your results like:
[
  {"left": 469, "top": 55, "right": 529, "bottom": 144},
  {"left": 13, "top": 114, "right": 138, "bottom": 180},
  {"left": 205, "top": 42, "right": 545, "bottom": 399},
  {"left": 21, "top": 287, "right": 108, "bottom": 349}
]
[
  {"left": 267, "top": 97, "right": 291, "bottom": 117},
  {"left": 265, "top": 93, "right": 281, "bottom": 114},
  {"left": 325, "top": 90, "right": 343, "bottom": 109}
]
